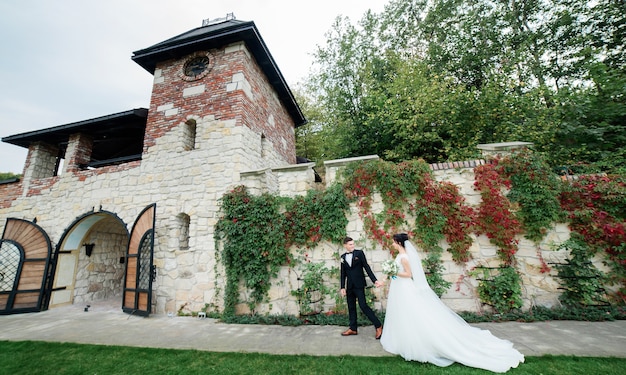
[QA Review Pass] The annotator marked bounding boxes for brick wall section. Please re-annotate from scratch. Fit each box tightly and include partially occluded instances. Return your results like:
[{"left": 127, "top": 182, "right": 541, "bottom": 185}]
[
  {"left": 143, "top": 49, "right": 236, "bottom": 151},
  {"left": 234, "top": 44, "right": 296, "bottom": 164},
  {"left": 71, "top": 161, "right": 141, "bottom": 182},
  {"left": 26, "top": 176, "right": 60, "bottom": 197},
  {"left": 0, "top": 180, "right": 22, "bottom": 209},
  {"left": 143, "top": 42, "right": 295, "bottom": 165},
  {"left": 429, "top": 159, "right": 489, "bottom": 171}
]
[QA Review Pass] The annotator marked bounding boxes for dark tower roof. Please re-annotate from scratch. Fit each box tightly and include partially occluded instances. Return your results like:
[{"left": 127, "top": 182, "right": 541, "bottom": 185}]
[{"left": 132, "top": 19, "right": 306, "bottom": 127}]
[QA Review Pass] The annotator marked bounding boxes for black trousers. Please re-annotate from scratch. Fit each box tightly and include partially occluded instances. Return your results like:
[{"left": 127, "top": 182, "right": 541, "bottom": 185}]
[{"left": 346, "top": 287, "right": 381, "bottom": 331}]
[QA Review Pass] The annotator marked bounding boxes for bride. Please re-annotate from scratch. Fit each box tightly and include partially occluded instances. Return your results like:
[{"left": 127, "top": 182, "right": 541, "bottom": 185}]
[{"left": 380, "top": 233, "right": 525, "bottom": 373}]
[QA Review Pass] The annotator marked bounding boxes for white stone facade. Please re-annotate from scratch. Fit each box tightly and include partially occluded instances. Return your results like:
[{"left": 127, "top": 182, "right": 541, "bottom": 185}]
[
  {"left": 0, "top": 22, "right": 588, "bottom": 317},
  {"left": 1, "top": 137, "right": 593, "bottom": 316},
  {"left": 249, "top": 155, "right": 578, "bottom": 315}
]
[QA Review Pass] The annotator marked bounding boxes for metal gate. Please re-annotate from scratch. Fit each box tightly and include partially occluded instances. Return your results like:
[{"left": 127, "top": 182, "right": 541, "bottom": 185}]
[
  {"left": 0, "top": 218, "right": 52, "bottom": 314},
  {"left": 122, "top": 203, "right": 156, "bottom": 317}
]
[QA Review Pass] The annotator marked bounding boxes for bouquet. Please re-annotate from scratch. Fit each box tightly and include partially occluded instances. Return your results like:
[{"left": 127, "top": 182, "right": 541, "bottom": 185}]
[{"left": 381, "top": 259, "right": 398, "bottom": 278}]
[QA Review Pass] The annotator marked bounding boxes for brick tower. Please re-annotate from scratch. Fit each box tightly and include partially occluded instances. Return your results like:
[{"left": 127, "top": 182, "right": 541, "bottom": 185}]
[{"left": 132, "top": 15, "right": 305, "bottom": 167}]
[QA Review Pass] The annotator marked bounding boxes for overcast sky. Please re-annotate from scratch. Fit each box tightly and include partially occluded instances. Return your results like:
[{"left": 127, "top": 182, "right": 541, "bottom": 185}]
[{"left": 0, "top": 0, "right": 388, "bottom": 174}]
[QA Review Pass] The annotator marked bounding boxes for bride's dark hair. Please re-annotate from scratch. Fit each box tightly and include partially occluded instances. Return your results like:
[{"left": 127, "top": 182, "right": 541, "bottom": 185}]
[{"left": 393, "top": 233, "right": 409, "bottom": 247}]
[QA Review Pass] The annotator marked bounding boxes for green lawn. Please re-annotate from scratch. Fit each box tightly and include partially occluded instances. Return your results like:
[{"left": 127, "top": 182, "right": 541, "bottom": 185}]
[{"left": 1, "top": 340, "right": 625, "bottom": 375}]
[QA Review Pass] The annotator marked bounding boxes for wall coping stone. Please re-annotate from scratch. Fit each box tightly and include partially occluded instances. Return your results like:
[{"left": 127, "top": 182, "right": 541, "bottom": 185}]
[
  {"left": 476, "top": 141, "right": 533, "bottom": 151},
  {"left": 323, "top": 155, "right": 379, "bottom": 167},
  {"left": 240, "top": 168, "right": 269, "bottom": 177},
  {"left": 271, "top": 162, "right": 315, "bottom": 172}
]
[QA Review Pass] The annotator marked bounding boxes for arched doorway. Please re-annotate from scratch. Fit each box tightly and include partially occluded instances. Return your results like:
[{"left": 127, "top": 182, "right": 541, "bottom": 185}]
[{"left": 49, "top": 211, "right": 129, "bottom": 308}]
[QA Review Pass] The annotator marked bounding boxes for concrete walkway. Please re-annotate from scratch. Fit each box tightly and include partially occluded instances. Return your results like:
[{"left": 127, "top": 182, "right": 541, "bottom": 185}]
[{"left": 1, "top": 299, "right": 625, "bottom": 358}]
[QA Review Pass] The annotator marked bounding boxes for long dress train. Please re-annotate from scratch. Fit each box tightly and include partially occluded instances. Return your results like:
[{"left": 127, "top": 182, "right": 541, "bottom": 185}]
[{"left": 380, "top": 242, "right": 524, "bottom": 373}]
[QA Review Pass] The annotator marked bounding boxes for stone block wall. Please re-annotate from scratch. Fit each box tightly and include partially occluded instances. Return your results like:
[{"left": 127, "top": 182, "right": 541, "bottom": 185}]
[
  {"left": 0, "top": 115, "right": 291, "bottom": 315},
  {"left": 2, "top": 138, "right": 596, "bottom": 316},
  {"left": 73, "top": 222, "right": 127, "bottom": 304},
  {"left": 231, "top": 153, "right": 586, "bottom": 316}
]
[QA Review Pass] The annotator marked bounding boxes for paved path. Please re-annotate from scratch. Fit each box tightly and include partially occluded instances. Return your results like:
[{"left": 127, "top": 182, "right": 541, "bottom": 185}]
[{"left": 1, "top": 300, "right": 625, "bottom": 358}]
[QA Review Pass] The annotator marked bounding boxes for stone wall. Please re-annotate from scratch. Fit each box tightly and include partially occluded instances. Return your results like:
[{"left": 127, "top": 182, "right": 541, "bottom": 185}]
[
  {"left": 0, "top": 116, "right": 290, "bottom": 315},
  {"left": 2, "top": 141, "right": 601, "bottom": 316},
  {"left": 229, "top": 152, "right": 587, "bottom": 316},
  {"left": 0, "top": 23, "right": 589, "bottom": 317},
  {"left": 73, "top": 218, "right": 127, "bottom": 304}
]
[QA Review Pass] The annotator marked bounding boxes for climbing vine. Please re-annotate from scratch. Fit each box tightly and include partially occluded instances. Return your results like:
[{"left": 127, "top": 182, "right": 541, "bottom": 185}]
[
  {"left": 215, "top": 184, "right": 349, "bottom": 316},
  {"left": 497, "top": 149, "right": 564, "bottom": 243},
  {"left": 214, "top": 150, "right": 626, "bottom": 317},
  {"left": 559, "top": 174, "right": 626, "bottom": 303},
  {"left": 291, "top": 261, "right": 334, "bottom": 316},
  {"left": 473, "top": 266, "right": 524, "bottom": 313},
  {"left": 553, "top": 236, "right": 609, "bottom": 307},
  {"left": 214, "top": 186, "right": 289, "bottom": 316},
  {"left": 474, "top": 161, "right": 522, "bottom": 265},
  {"left": 282, "top": 183, "right": 349, "bottom": 248},
  {"left": 472, "top": 150, "right": 565, "bottom": 309},
  {"left": 342, "top": 158, "right": 475, "bottom": 294},
  {"left": 341, "top": 159, "right": 426, "bottom": 246}
]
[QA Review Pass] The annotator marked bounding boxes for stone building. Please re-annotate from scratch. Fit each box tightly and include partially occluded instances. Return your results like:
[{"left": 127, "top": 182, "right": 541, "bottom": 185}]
[
  {"left": 0, "top": 17, "right": 579, "bottom": 318},
  {"left": 0, "top": 16, "right": 314, "bottom": 316}
]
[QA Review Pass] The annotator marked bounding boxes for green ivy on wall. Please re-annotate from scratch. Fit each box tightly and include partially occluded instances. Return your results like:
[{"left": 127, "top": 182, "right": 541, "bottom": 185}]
[
  {"left": 559, "top": 174, "right": 626, "bottom": 303},
  {"left": 497, "top": 149, "right": 564, "bottom": 243},
  {"left": 214, "top": 186, "right": 289, "bottom": 316},
  {"left": 282, "top": 183, "right": 349, "bottom": 248},
  {"left": 473, "top": 266, "right": 523, "bottom": 313},
  {"left": 214, "top": 151, "right": 626, "bottom": 316},
  {"left": 215, "top": 184, "right": 349, "bottom": 316},
  {"left": 554, "top": 236, "right": 609, "bottom": 307},
  {"left": 291, "top": 261, "right": 334, "bottom": 316}
]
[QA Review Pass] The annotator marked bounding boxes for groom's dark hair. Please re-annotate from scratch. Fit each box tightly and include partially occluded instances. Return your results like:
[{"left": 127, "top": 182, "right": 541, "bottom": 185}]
[{"left": 343, "top": 236, "right": 354, "bottom": 244}]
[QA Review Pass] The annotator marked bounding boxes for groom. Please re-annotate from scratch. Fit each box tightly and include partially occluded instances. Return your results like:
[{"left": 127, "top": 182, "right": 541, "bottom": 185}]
[{"left": 340, "top": 236, "right": 383, "bottom": 339}]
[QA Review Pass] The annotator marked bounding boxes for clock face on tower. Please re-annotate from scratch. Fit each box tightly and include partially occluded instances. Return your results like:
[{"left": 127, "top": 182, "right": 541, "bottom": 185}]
[
  {"left": 183, "top": 56, "right": 210, "bottom": 78},
  {"left": 180, "top": 52, "right": 213, "bottom": 81}
]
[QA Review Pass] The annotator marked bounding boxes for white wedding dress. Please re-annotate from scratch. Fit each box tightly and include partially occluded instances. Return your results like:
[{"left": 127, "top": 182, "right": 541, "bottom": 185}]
[{"left": 380, "top": 242, "right": 524, "bottom": 373}]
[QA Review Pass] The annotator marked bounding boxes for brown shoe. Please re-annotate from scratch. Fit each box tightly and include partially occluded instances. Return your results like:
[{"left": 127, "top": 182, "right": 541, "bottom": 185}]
[
  {"left": 341, "top": 328, "right": 358, "bottom": 336},
  {"left": 375, "top": 326, "right": 383, "bottom": 340}
]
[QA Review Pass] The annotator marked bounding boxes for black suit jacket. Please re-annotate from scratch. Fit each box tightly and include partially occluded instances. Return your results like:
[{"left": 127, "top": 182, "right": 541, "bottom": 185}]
[{"left": 340, "top": 249, "right": 377, "bottom": 290}]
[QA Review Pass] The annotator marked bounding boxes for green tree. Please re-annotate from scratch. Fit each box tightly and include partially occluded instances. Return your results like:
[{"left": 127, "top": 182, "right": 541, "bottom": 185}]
[
  {"left": 301, "top": 0, "right": 625, "bottom": 169},
  {"left": 308, "top": 16, "right": 373, "bottom": 160},
  {"left": 0, "top": 172, "right": 20, "bottom": 181},
  {"left": 293, "top": 88, "right": 327, "bottom": 161}
]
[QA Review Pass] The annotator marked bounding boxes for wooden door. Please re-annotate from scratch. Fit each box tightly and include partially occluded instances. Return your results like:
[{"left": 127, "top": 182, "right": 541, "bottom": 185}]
[
  {"left": 0, "top": 218, "right": 52, "bottom": 314},
  {"left": 122, "top": 204, "right": 156, "bottom": 316},
  {"left": 48, "top": 251, "right": 78, "bottom": 307}
]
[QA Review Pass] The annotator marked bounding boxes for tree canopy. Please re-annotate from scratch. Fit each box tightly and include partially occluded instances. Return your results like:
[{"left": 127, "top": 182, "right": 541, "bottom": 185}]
[{"left": 297, "top": 0, "right": 626, "bottom": 173}]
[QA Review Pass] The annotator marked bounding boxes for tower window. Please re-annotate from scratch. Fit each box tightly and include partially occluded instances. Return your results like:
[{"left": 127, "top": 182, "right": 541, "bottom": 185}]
[
  {"left": 177, "top": 213, "right": 190, "bottom": 251},
  {"left": 183, "top": 120, "right": 197, "bottom": 151}
]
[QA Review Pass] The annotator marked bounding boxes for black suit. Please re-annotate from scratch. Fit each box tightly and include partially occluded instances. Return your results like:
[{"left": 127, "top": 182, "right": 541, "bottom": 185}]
[{"left": 340, "top": 249, "right": 382, "bottom": 331}]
